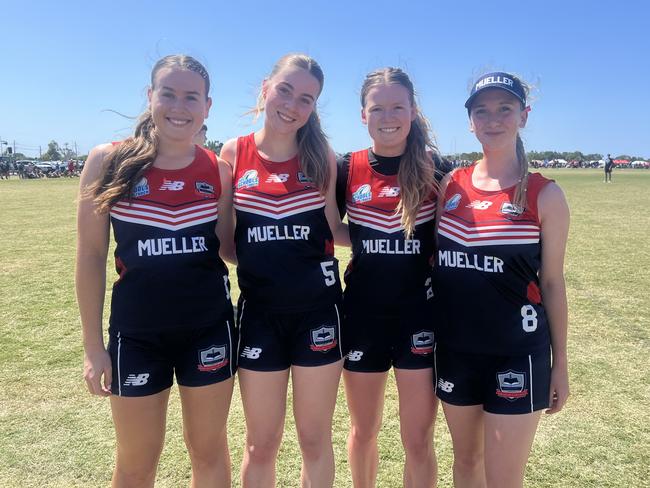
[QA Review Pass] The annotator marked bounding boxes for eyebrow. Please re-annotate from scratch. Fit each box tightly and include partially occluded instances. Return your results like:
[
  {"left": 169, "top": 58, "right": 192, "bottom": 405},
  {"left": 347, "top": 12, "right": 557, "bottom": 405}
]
[{"left": 160, "top": 86, "right": 202, "bottom": 96}]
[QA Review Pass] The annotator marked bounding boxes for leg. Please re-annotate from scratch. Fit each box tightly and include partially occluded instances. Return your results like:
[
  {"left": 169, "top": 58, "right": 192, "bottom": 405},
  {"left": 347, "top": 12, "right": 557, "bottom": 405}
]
[
  {"left": 110, "top": 389, "right": 170, "bottom": 488},
  {"left": 292, "top": 360, "right": 344, "bottom": 488},
  {"left": 394, "top": 368, "right": 438, "bottom": 488},
  {"left": 343, "top": 370, "right": 389, "bottom": 488},
  {"left": 483, "top": 411, "right": 542, "bottom": 488},
  {"left": 179, "top": 378, "right": 235, "bottom": 488},
  {"left": 441, "top": 403, "right": 486, "bottom": 488},
  {"left": 239, "top": 368, "right": 290, "bottom": 488}
]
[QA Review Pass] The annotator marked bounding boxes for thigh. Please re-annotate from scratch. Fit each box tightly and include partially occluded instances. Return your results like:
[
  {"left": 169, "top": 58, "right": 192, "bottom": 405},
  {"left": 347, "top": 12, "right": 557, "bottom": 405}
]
[
  {"left": 291, "top": 302, "right": 345, "bottom": 367},
  {"left": 343, "top": 313, "right": 392, "bottom": 373},
  {"left": 179, "top": 378, "right": 235, "bottom": 451},
  {"left": 238, "top": 300, "right": 290, "bottom": 371},
  {"left": 441, "top": 402, "right": 485, "bottom": 460},
  {"left": 107, "top": 329, "right": 173, "bottom": 397},
  {"left": 484, "top": 348, "right": 551, "bottom": 415},
  {"left": 483, "top": 410, "right": 542, "bottom": 487},
  {"left": 173, "top": 314, "right": 238, "bottom": 387},
  {"left": 343, "top": 370, "right": 388, "bottom": 431},
  {"left": 394, "top": 368, "right": 438, "bottom": 436},
  {"left": 238, "top": 368, "right": 290, "bottom": 441},
  {"left": 110, "top": 389, "right": 170, "bottom": 465},
  {"left": 292, "top": 360, "right": 344, "bottom": 433}
]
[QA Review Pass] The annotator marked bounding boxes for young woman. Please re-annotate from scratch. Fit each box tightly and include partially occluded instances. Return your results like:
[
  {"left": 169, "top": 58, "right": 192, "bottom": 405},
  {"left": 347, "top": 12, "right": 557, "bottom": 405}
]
[
  {"left": 336, "top": 67, "right": 446, "bottom": 488},
  {"left": 76, "top": 55, "right": 236, "bottom": 487},
  {"left": 220, "top": 53, "right": 346, "bottom": 488},
  {"left": 434, "top": 72, "right": 570, "bottom": 488}
]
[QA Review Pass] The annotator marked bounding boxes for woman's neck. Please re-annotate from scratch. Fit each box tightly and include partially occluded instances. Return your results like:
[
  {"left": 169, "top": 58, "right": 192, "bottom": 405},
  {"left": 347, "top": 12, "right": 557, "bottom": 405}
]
[
  {"left": 255, "top": 127, "right": 299, "bottom": 162},
  {"left": 474, "top": 146, "right": 521, "bottom": 190},
  {"left": 154, "top": 139, "right": 196, "bottom": 170}
]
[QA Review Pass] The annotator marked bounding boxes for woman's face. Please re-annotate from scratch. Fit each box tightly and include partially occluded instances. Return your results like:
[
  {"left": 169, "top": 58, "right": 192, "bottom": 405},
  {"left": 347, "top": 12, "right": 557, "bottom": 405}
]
[
  {"left": 362, "top": 83, "right": 415, "bottom": 156},
  {"left": 469, "top": 89, "right": 527, "bottom": 151},
  {"left": 262, "top": 65, "right": 321, "bottom": 135},
  {"left": 148, "top": 67, "right": 211, "bottom": 143}
]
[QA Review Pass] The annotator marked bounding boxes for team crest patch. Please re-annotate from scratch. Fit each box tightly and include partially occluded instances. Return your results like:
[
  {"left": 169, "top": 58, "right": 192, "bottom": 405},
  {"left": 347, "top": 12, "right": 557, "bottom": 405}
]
[
  {"left": 132, "top": 177, "right": 150, "bottom": 197},
  {"left": 236, "top": 170, "right": 259, "bottom": 189},
  {"left": 378, "top": 186, "right": 400, "bottom": 198},
  {"left": 352, "top": 184, "right": 372, "bottom": 203},
  {"left": 500, "top": 202, "right": 524, "bottom": 216},
  {"left": 445, "top": 193, "right": 461, "bottom": 211},
  {"left": 197, "top": 345, "right": 229, "bottom": 372},
  {"left": 411, "top": 330, "right": 434, "bottom": 355},
  {"left": 297, "top": 171, "right": 313, "bottom": 183},
  {"left": 195, "top": 181, "right": 214, "bottom": 195},
  {"left": 496, "top": 370, "right": 528, "bottom": 401},
  {"left": 310, "top": 326, "right": 338, "bottom": 352}
]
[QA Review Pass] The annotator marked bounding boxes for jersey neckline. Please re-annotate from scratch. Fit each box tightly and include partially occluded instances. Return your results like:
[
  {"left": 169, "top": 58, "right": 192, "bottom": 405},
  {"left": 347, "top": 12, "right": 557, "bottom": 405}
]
[
  {"left": 468, "top": 163, "right": 523, "bottom": 195},
  {"left": 249, "top": 133, "right": 298, "bottom": 165},
  {"left": 150, "top": 145, "right": 200, "bottom": 173}
]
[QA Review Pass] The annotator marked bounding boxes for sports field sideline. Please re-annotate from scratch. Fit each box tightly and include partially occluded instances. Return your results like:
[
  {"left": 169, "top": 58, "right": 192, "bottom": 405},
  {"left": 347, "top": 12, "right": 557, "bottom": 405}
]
[{"left": 0, "top": 168, "right": 648, "bottom": 487}]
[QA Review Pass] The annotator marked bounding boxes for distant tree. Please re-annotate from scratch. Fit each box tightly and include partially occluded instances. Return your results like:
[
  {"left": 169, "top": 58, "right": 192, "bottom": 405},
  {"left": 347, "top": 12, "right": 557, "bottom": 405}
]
[
  {"left": 205, "top": 139, "right": 224, "bottom": 156},
  {"left": 42, "top": 141, "right": 62, "bottom": 161}
]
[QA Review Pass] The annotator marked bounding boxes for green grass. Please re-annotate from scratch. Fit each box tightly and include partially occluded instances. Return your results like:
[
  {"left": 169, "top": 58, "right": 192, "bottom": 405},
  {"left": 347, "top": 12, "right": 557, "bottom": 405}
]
[{"left": 0, "top": 169, "right": 648, "bottom": 487}]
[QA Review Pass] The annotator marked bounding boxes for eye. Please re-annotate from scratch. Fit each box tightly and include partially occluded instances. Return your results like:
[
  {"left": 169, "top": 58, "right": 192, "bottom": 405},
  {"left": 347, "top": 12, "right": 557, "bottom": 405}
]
[
  {"left": 300, "top": 97, "right": 313, "bottom": 105},
  {"left": 500, "top": 106, "right": 512, "bottom": 113},
  {"left": 277, "top": 85, "right": 290, "bottom": 95},
  {"left": 187, "top": 95, "right": 199, "bottom": 102},
  {"left": 162, "top": 92, "right": 174, "bottom": 99},
  {"left": 369, "top": 107, "right": 382, "bottom": 113}
]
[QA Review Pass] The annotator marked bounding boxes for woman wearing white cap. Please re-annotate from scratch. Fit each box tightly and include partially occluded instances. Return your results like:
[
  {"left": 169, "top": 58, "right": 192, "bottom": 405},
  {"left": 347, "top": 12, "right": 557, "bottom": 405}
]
[{"left": 433, "top": 72, "right": 570, "bottom": 487}]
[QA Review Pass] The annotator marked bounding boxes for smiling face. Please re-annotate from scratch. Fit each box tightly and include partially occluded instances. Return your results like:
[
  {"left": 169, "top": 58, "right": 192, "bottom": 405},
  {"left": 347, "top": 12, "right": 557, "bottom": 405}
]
[
  {"left": 262, "top": 65, "right": 321, "bottom": 135},
  {"left": 148, "top": 67, "right": 211, "bottom": 144},
  {"left": 469, "top": 88, "right": 527, "bottom": 151},
  {"left": 362, "top": 83, "right": 415, "bottom": 156}
]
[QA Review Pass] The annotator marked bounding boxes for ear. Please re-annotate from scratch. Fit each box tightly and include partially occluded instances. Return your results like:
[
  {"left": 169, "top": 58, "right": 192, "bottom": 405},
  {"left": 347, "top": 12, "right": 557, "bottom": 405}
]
[
  {"left": 147, "top": 86, "right": 153, "bottom": 105},
  {"left": 361, "top": 107, "right": 368, "bottom": 125},
  {"left": 519, "top": 107, "right": 529, "bottom": 128},
  {"left": 261, "top": 79, "right": 269, "bottom": 99},
  {"left": 469, "top": 118, "right": 475, "bottom": 133},
  {"left": 205, "top": 96, "right": 212, "bottom": 118},
  {"left": 411, "top": 104, "right": 417, "bottom": 121}
]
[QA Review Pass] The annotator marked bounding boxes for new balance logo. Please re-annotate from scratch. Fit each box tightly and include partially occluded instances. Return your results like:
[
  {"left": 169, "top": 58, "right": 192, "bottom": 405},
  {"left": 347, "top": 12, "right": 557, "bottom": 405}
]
[
  {"left": 240, "top": 347, "right": 262, "bottom": 359},
  {"left": 347, "top": 351, "right": 364, "bottom": 362},
  {"left": 437, "top": 378, "right": 454, "bottom": 393},
  {"left": 466, "top": 200, "right": 493, "bottom": 210},
  {"left": 123, "top": 373, "right": 150, "bottom": 386},
  {"left": 159, "top": 179, "right": 185, "bottom": 191},
  {"left": 266, "top": 173, "right": 289, "bottom": 183}
]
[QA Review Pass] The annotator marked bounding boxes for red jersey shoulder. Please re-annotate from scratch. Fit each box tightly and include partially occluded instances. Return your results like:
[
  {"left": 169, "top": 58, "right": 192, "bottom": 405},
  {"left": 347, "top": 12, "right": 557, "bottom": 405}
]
[{"left": 347, "top": 149, "right": 400, "bottom": 209}]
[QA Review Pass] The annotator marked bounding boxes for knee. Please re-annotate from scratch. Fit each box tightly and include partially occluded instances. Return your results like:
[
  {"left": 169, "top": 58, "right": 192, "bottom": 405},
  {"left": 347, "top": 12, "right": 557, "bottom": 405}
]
[
  {"left": 185, "top": 433, "right": 228, "bottom": 471},
  {"left": 453, "top": 449, "right": 484, "bottom": 475},
  {"left": 296, "top": 427, "right": 331, "bottom": 462},
  {"left": 113, "top": 463, "right": 157, "bottom": 487},
  {"left": 348, "top": 422, "right": 381, "bottom": 447},
  {"left": 401, "top": 429, "right": 433, "bottom": 462},
  {"left": 245, "top": 433, "right": 283, "bottom": 465}
]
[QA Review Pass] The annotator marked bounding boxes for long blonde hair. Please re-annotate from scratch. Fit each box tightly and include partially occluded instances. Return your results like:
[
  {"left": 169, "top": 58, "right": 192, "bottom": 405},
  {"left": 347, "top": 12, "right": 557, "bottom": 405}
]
[
  {"left": 360, "top": 67, "right": 439, "bottom": 238},
  {"left": 254, "top": 53, "right": 331, "bottom": 192},
  {"left": 90, "top": 55, "right": 210, "bottom": 213}
]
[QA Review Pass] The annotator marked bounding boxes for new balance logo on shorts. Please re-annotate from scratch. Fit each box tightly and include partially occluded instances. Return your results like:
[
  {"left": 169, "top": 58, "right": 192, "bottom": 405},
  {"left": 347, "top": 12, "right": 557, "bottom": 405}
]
[
  {"left": 347, "top": 350, "right": 364, "bottom": 361},
  {"left": 437, "top": 378, "right": 454, "bottom": 393},
  {"left": 240, "top": 347, "right": 262, "bottom": 359},
  {"left": 123, "top": 373, "right": 150, "bottom": 386}
]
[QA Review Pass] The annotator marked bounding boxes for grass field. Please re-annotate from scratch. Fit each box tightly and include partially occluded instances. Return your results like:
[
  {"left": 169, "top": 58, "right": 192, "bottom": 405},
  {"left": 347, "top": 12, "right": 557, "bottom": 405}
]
[{"left": 0, "top": 169, "right": 648, "bottom": 487}]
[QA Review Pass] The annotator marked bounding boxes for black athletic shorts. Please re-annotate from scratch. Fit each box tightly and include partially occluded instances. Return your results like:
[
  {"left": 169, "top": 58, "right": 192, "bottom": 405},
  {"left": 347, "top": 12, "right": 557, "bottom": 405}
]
[
  {"left": 434, "top": 343, "right": 551, "bottom": 414},
  {"left": 108, "top": 309, "right": 237, "bottom": 397},
  {"left": 236, "top": 298, "right": 345, "bottom": 371},
  {"left": 343, "top": 301, "right": 435, "bottom": 373}
]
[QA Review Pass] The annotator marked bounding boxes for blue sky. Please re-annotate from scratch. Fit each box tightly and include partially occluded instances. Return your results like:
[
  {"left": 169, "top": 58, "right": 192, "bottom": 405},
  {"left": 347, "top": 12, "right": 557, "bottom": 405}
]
[{"left": 2, "top": 0, "right": 648, "bottom": 159}]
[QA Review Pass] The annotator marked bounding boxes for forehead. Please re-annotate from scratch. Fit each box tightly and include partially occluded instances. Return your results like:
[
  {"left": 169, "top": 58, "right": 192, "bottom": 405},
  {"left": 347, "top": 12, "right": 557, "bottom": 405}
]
[
  {"left": 364, "top": 83, "right": 411, "bottom": 106},
  {"left": 153, "top": 67, "right": 207, "bottom": 94},
  {"left": 271, "top": 65, "right": 321, "bottom": 96},
  {"left": 472, "top": 88, "right": 520, "bottom": 106}
]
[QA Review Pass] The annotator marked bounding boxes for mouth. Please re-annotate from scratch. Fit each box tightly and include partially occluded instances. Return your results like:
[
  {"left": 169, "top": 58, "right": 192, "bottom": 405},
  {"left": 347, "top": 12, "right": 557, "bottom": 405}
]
[
  {"left": 378, "top": 127, "right": 399, "bottom": 133},
  {"left": 166, "top": 117, "right": 192, "bottom": 127},
  {"left": 277, "top": 111, "right": 297, "bottom": 123}
]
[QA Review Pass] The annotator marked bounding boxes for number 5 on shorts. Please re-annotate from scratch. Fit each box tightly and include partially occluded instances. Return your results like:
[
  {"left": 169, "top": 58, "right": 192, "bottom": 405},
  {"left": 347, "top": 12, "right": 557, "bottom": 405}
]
[{"left": 321, "top": 261, "right": 336, "bottom": 286}]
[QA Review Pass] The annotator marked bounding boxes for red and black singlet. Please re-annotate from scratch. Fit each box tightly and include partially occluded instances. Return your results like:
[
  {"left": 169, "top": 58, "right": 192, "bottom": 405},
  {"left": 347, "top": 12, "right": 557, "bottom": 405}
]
[
  {"left": 233, "top": 133, "right": 341, "bottom": 311},
  {"left": 109, "top": 146, "right": 231, "bottom": 332},
  {"left": 434, "top": 165, "right": 553, "bottom": 354},
  {"left": 342, "top": 149, "right": 437, "bottom": 314}
]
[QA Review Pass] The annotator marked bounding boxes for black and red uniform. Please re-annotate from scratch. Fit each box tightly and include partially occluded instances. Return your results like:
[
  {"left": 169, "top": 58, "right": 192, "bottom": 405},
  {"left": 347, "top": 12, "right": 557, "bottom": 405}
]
[
  {"left": 233, "top": 133, "right": 343, "bottom": 370},
  {"left": 434, "top": 165, "right": 553, "bottom": 413},
  {"left": 107, "top": 146, "right": 235, "bottom": 396},
  {"left": 338, "top": 149, "right": 438, "bottom": 372}
]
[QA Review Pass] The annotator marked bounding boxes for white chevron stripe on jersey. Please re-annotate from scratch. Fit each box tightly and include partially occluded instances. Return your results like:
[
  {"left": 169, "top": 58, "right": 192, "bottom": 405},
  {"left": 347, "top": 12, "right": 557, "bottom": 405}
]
[
  {"left": 234, "top": 190, "right": 325, "bottom": 219},
  {"left": 110, "top": 200, "right": 218, "bottom": 231},
  {"left": 347, "top": 202, "right": 437, "bottom": 234},
  {"left": 439, "top": 215, "right": 540, "bottom": 247}
]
